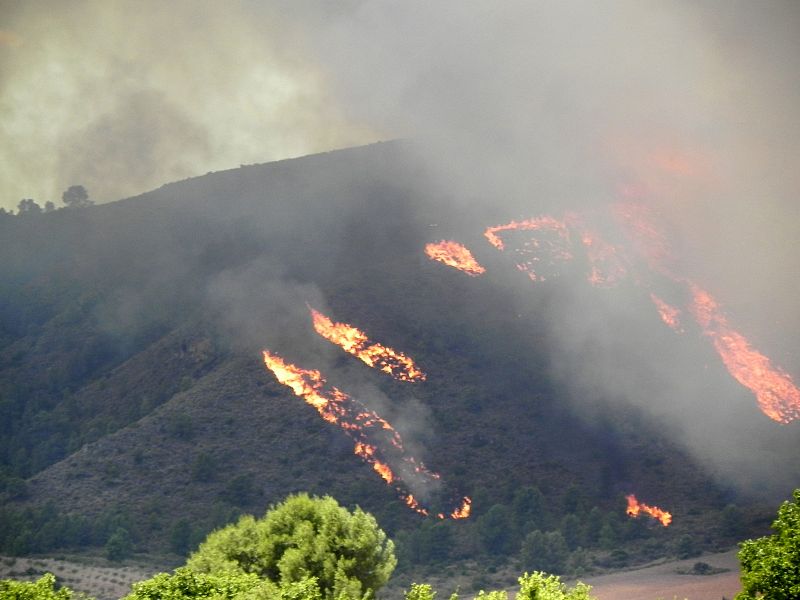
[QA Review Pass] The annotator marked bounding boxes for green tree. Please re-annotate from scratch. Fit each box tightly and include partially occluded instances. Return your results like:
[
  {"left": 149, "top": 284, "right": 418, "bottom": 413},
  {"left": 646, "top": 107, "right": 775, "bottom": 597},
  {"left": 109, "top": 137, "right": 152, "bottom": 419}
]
[
  {"left": 170, "top": 519, "right": 193, "bottom": 556},
  {"left": 405, "top": 583, "right": 436, "bottom": 600},
  {"left": 517, "top": 571, "right": 594, "bottom": 600},
  {"left": 737, "top": 488, "right": 800, "bottom": 600},
  {"left": 124, "top": 567, "right": 261, "bottom": 600},
  {"left": 186, "top": 493, "right": 396, "bottom": 600},
  {"left": 520, "top": 531, "right": 569, "bottom": 575},
  {"left": 0, "top": 573, "right": 87, "bottom": 600},
  {"left": 105, "top": 526, "right": 133, "bottom": 561},
  {"left": 477, "top": 504, "right": 515, "bottom": 555}
]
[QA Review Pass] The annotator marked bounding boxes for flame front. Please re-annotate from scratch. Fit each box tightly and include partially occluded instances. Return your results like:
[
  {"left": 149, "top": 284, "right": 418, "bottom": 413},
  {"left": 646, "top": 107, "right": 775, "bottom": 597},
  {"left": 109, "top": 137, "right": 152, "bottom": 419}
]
[
  {"left": 612, "top": 201, "right": 800, "bottom": 424},
  {"left": 262, "top": 350, "right": 470, "bottom": 518},
  {"left": 484, "top": 216, "right": 572, "bottom": 282},
  {"left": 688, "top": 284, "right": 800, "bottom": 424},
  {"left": 309, "top": 307, "right": 426, "bottom": 382},
  {"left": 625, "top": 494, "right": 672, "bottom": 527},
  {"left": 425, "top": 240, "right": 486, "bottom": 276}
]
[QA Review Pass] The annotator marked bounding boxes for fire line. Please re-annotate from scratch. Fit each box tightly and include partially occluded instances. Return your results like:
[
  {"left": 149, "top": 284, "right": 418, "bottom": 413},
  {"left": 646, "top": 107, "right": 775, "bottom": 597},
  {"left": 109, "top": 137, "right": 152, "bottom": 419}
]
[
  {"left": 626, "top": 494, "right": 672, "bottom": 527},
  {"left": 425, "top": 240, "right": 486, "bottom": 276},
  {"left": 262, "top": 350, "right": 470, "bottom": 519},
  {"left": 309, "top": 307, "right": 426, "bottom": 382}
]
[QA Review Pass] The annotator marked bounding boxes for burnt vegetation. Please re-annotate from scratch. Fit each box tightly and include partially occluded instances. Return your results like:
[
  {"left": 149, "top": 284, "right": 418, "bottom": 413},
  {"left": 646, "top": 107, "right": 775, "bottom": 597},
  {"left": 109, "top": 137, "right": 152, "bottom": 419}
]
[{"left": 0, "top": 143, "right": 783, "bottom": 586}]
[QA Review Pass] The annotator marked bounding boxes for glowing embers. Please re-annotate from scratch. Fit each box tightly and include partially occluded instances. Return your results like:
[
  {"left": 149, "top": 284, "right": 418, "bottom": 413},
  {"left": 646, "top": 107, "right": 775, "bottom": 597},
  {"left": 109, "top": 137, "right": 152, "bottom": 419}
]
[
  {"left": 425, "top": 240, "right": 486, "bottom": 277},
  {"left": 309, "top": 307, "right": 426, "bottom": 382},
  {"left": 625, "top": 494, "right": 672, "bottom": 527},
  {"left": 688, "top": 284, "right": 800, "bottom": 424},
  {"left": 484, "top": 216, "right": 573, "bottom": 282},
  {"left": 262, "top": 350, "right": 470, "bottom": 519}
]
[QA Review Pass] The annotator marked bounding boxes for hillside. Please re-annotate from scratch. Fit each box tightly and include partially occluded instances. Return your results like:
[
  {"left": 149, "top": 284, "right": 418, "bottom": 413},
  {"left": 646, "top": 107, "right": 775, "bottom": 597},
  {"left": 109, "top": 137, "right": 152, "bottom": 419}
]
[{"left": 1, "top": 141, "right": 796, "bottom": 584}]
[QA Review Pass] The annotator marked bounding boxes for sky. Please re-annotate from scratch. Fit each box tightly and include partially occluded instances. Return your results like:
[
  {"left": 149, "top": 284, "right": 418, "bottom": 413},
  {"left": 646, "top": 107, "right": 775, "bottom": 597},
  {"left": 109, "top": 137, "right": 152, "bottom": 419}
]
[{"left": 2, "top": 0, "right": 799, "bottom": 496}]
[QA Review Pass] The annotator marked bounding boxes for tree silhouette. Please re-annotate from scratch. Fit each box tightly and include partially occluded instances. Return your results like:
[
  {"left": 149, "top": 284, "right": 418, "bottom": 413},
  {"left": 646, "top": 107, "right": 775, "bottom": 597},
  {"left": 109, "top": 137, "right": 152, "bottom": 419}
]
[{"left": 62, "top": 185, "right": 93, "bottom": 208}]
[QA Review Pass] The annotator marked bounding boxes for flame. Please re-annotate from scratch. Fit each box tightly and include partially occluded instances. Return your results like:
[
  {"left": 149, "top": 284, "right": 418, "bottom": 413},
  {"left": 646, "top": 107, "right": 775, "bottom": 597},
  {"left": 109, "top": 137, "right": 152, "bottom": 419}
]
[
  {"left": 612, "top": 200, "right": 800, "bottom": 424},
  {"left": 309, "top": 307, "right": 426, "bottom": 382},
  {"left": 625, "top": 494, "right": 672, "bottom": 527},
  {"left": 484, "top": 216, "right": 572, "bottom": 282},
  {"left": 568, "top": 214, "right": 629, "bottom": 287},
  {"left": 262, "top": 350, "right": 470, "bottom": 518},
  {"left": 688, "top": 284, "right": 800, "bottom": 424},
  {"left": 450, "top": 496, "right": 472, "bottom": 519},
  {"left": 425, "top": 240, "right": 486, "bottom": 276},
  {"left": 650, "top": 293, "right": 683, "bottom": 332}
]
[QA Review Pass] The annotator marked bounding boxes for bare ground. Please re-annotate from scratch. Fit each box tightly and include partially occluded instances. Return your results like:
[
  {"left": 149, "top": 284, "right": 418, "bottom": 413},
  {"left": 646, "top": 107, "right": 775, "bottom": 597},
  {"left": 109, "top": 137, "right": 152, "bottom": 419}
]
[{"left": 582, "top": 549, "right": 741, "bottom": 600}]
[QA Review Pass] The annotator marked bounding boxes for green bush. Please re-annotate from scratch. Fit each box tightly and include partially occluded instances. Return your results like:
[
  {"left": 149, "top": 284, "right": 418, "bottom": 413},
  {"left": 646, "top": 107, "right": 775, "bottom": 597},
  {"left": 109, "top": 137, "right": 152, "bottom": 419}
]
[
  {"left": 186, "top": 493, "right": 396, "bottom": 600},
  {"left": 0, "top": 573, "right": 88, "bottom": 600}
]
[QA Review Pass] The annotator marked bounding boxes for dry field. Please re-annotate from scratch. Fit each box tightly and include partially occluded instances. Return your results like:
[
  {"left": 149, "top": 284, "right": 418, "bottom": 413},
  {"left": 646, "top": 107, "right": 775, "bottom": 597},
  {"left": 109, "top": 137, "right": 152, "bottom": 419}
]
[
  {"left": 583, "top": 549, "right": 740, "bottom": 600},
  {"left": 0, "top": 554, "right": 157, "bottom": 600}
]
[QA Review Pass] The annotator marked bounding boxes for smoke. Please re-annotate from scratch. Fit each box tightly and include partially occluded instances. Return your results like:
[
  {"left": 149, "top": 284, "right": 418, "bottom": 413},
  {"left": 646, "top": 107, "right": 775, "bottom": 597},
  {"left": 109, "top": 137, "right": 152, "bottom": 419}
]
[
  {"left": 282, "top": 0, "right": 800, "bottom": 497},
  {"left": 0, "top": 0, "right": 376, "bottom": 210},
  {"left": 3, "top": 1, "right": 798, "bottom": 498}
]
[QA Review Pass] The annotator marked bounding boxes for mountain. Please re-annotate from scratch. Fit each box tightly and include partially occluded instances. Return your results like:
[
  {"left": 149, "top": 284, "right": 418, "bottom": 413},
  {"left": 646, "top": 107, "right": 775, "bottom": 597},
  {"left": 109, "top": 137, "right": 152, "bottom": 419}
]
[{"left": 0, "top": 141, "right": 792, "bottom": 578}]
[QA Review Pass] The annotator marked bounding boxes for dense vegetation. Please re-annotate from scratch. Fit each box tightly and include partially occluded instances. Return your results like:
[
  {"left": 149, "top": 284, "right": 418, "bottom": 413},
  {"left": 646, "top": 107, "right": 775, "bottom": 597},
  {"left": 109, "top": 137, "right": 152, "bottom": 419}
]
[
  {"left": 2, "top": 494, "right": 599, "bottom": 600},
  {"left": 737, "top": 488, "right": 800, "bottom": 599},
  {"left": 0, "top": 142, "right": 785, "bottom": 586}
]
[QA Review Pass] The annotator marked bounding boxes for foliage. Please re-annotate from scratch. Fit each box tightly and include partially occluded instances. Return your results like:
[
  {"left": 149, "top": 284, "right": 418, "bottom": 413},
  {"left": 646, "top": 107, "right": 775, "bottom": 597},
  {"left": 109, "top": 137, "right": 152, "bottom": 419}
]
[
  {"left": 520, "top": 530, "right": 569, "bottom": 574},
  {"left": 0, "top": 573, "right": 88, "bottom": 600},
  {"left": 124, "top": 567, "right": 261, "bottom": 600},
  {"left": 105, "top": 526, "right": 133, "bottom": 561},
  {"left": 736, "top": 488, "right": 800, "bottom": 600},
  {"left": 405, "top": 583, "right": 436, "bottom": 600},
  {"left": 408, "top": 572, "right": 593, "bottom": 600},
  {"left": 186, "top": 493, "right": 396, "bottom": 600},
  {"left": 516, "top": 572, "right": 594, "bottom": 600}
]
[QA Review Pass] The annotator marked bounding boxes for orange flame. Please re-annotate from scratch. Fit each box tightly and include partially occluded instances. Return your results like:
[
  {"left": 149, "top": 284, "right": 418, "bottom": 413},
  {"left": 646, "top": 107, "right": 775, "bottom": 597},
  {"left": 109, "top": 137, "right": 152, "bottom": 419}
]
[
  {"left": 626, "top": 494, "right": 672, "bottom": 527},
  {"left": 613, "top": 201, "right": 800, "bottom": 424},
  {"left": 688, "top": 284, "right": 800, "bottom": 424},
  {"left": 309, "top": 307, "right": 426, "bottom": 382},
  {"left": 484, "top": 216, "right": 572, "bottom": 282},
  {"left": 425, "top": 240, "right": 486, "bottom": 276},
  {"left": 650, "top": 293, "right": 683, "bottom": 332},
  {"left": 450, "top": 496, "right": 472, "bottom": 519},
  {"left": 262, "top": 350, "right": 470, "bottom": 518}
]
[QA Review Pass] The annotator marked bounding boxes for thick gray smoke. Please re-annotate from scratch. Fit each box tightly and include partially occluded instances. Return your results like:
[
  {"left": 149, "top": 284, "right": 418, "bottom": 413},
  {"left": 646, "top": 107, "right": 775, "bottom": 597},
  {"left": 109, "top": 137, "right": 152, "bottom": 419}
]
[
  {"left": 0, "top": 1, "right": 375, "bottom": 209},
  {"left": 286, "top": 0, "right": 800, "bottom": 497}
]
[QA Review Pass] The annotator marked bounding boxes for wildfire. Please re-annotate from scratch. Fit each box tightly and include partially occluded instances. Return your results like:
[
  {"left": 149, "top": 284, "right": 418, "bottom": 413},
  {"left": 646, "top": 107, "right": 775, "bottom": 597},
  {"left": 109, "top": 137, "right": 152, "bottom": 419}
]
[
  {"left": 261, "top": 350, "right": 470, "bottom": 518},
  {"left": 309, "top": 307, "right": 426, "bottom": 382},
  {"left": 609, "top": 200, "right": 800, "bottom": 424},
  {"left": 625, "top": 494, "right": 672, "bottom": 527},
  {"left": 484, "top": 216, "right": 572, "bottom": 282},
  {"left": 688, "top": 284, "right": 800, "bottom": 424},
  {"left": 569, "top": 215, "right": 629, "bottom": 287},
  {"left": 425, "top": 240, "right": 486, "bottom": 276},
  {"left": 650, "top": 293, "right": 683, "bottom": 332}
]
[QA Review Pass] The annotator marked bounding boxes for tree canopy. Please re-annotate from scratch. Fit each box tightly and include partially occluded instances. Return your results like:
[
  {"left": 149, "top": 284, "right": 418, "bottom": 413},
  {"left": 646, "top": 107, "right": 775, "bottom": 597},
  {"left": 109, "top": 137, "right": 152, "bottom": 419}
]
[
  {"left": 737, "top": 488, "right": 800, "bottom": 600},
  {"left": 0, "top": 573, "right": 87, "bottom": 600},
  {"left": 186, "top": 493, "right": 396, "bottom": 600}
]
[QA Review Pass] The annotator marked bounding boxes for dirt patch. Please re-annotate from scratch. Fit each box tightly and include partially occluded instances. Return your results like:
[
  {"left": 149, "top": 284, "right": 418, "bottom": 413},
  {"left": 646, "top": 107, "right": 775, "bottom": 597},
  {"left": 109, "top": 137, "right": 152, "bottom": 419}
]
[{"left": 582, "top": 549, "right": 741, "bottom": 600}]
